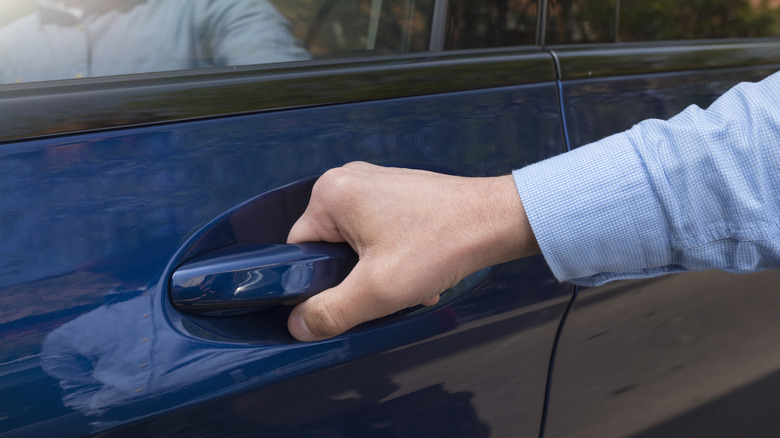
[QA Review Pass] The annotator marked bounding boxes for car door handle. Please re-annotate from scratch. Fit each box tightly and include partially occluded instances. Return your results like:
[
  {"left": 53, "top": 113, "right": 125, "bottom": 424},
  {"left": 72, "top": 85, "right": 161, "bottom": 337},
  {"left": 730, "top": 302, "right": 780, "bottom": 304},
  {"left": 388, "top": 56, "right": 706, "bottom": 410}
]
[{"left": 170, "top": 242, "right": 357, "bottom": 316}]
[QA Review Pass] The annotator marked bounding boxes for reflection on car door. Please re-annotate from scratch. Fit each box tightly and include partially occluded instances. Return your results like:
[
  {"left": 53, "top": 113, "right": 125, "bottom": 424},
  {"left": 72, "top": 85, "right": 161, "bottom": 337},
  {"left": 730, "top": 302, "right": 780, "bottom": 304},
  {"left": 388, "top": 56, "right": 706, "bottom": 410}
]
[{"left": 546, "top": 30, "right": 780, "bottom": 438}]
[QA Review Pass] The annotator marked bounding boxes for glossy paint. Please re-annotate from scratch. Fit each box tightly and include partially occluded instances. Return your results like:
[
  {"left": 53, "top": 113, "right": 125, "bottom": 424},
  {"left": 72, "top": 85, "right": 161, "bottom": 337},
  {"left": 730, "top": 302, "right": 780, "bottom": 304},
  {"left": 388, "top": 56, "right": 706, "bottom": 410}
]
[
  {"left": 0, "top": 81, "right": 570, "bottom": 437},
  {"left": 558, "top": 65, "right": 780, "bottom": 148},
  {"left": 544, "top": 48, "right": 780, "bottom": 437},
  {"left": 0, "top": 48, "right": 554, "bottom": 143},
  {"left": 547, "top": 271, "right": 780, "bottom": 438},
  {"left": 553, "top": 40, "right": 780, "bottom": 80}
]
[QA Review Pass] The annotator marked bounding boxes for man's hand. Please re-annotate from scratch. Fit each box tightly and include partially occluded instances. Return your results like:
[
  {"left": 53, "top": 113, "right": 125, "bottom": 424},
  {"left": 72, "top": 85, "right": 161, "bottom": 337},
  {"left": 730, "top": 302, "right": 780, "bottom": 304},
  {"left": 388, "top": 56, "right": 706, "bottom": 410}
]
[{"left": 286, "top": 162, "right": 539, "bottom": 341}]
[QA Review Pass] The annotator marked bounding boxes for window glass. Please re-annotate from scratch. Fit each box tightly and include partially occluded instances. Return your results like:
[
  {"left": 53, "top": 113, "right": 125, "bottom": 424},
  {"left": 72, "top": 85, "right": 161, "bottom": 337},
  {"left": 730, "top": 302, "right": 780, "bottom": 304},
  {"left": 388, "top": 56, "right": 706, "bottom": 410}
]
[
  {"left": 274, "top": 0, "right": 434, "bottom": 57},
  {"left": 617, "top": 0, "right": 780, "bottom": 41},
  {"left": 445, "top": 0, "right": 538, "bottom": 50},
  {"left": 547, "top": 0, "right": 780, "bottom": 44},
  {"left": 0, "top": 0, "right": 434, "bottom": 85},
  {"left": 547, "top": 0, "right": 614, "bottom": 44},
  {"left": 1, "top": 0, "right": 37, "bottom": 28}
]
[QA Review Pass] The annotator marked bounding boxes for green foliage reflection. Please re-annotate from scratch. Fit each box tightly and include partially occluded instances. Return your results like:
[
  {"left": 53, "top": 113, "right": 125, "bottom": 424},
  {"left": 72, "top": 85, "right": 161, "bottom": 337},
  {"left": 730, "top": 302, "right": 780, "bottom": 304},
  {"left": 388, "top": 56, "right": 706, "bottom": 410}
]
[
  {"left": 619, "top": 0, "right": 780, "bottom": 41},
  {"left": 548, "top": 0, "right": 780, "bottom": 44}
]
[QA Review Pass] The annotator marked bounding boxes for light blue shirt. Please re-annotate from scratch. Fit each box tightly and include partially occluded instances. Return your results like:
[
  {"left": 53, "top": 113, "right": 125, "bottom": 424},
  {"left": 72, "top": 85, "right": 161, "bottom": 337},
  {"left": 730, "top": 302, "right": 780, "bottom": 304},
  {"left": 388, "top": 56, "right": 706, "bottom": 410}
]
[
  {"left": 0, "top": 0, "right": 310, "bottom": 84},
  {"left": 513, "top": 71, "right": 780, "bottom": 286}
]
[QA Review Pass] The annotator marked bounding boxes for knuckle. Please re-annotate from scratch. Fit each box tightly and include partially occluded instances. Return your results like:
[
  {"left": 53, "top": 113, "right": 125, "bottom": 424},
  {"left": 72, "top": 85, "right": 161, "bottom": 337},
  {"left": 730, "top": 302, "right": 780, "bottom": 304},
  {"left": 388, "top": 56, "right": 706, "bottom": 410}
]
[
  {"left": 313, "top": 166, "right": 368, "bottom": 216},
  {"left": 342, "top": 161, "right": 371, "bottom": 170},
  {"left": 316, "top": 167, "right": 354, "bottom": 198}
]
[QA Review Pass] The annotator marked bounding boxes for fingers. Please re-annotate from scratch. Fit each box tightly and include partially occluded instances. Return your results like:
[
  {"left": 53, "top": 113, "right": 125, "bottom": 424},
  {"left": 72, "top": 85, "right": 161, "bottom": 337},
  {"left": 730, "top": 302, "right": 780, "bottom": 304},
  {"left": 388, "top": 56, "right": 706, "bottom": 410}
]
[
  {"left": 287, "top": 162, "right": 395, "bottom": 246},
  {"left": 287, "top": 166, "right": 358, "bottom": 244},
  {"left": 287, "top": 216, "right": 322, "bottom": 244},
  {"left": 421, "top": 295, "right": 440, "bottom": 306}
]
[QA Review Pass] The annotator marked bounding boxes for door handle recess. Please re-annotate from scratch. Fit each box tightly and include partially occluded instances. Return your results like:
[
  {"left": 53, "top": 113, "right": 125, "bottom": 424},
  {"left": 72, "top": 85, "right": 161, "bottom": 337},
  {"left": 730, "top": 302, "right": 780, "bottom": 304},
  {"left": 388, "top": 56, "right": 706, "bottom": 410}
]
[{"left": 171, "top": 243, "right": 357, "bottom": 316}]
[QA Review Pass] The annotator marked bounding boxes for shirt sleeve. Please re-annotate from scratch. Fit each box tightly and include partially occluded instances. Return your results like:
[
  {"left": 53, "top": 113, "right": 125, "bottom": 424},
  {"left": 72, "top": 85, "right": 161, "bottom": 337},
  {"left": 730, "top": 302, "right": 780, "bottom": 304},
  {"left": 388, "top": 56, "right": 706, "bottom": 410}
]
[
  {"left": 513, "top": 71, "right": 780, "bottom": 286},
  {"left": 202, "top": 0, "right": 311, "bottom": 66}
]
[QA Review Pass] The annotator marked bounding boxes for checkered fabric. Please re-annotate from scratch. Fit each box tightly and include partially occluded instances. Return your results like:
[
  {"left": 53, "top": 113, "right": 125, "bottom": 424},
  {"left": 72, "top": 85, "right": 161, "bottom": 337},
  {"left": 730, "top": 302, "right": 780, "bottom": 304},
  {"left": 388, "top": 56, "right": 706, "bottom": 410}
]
[{"left": 514, "top": 71, "right": 780, "bottom": 286}]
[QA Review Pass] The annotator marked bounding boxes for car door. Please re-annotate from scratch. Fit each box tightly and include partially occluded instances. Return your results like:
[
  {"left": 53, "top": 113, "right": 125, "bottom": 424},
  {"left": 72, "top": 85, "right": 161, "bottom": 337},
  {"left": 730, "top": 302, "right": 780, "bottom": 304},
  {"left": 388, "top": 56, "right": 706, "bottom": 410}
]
[
  {"left": 544, "top": 2, "right": 780, "bottom": 437},
  {"left": 0, "top": 1, "right": 570, "bottom": 436}
]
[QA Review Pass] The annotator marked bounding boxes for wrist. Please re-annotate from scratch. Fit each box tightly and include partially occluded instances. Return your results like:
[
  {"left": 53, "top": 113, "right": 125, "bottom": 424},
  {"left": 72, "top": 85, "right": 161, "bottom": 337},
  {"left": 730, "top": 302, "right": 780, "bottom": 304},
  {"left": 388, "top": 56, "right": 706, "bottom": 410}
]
[
  {"left": 449, "top": 175, "right": 540, "bottom": 278},
  {"left": 479, "top": 174, "right": 540, "bottom": 264}
]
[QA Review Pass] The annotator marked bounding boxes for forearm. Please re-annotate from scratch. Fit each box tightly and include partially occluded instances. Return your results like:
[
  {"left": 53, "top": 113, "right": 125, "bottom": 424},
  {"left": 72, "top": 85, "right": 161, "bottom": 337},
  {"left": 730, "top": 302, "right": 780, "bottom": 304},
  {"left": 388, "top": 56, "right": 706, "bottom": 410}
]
[{"left": 514, "top": 71, "right": 780, "bottom": 285}]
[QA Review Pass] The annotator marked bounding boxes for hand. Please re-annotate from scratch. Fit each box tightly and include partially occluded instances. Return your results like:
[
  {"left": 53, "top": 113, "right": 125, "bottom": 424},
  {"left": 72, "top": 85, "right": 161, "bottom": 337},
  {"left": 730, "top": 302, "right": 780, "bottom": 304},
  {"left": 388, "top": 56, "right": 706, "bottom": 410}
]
[{"left": 286, "top": 162, "right": 539, "bottom": 341}]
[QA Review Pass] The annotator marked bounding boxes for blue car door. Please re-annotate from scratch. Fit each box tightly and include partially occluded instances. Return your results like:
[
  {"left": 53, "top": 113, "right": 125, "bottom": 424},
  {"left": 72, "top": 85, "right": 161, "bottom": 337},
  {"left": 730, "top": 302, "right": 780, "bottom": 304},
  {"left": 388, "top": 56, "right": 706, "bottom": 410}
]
[
  {"left": 544, "top": 2, "right": 780, "bottom": 437},
  {"left": 0, "top": 1, "right": 569, "bottom": 436}
]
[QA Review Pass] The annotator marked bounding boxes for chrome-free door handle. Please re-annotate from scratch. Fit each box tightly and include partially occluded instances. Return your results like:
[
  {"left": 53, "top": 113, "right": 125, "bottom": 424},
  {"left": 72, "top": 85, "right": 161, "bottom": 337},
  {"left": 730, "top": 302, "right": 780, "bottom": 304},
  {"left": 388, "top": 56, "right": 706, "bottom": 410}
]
[{"left": 171, "top": 243, "right": 357, "bottom": 316}]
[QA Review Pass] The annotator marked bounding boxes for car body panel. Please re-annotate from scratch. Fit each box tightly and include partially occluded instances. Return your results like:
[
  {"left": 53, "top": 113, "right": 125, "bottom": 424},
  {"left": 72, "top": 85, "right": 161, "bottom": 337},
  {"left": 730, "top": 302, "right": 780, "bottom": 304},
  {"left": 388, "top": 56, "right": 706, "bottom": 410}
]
[
  {"left": 0, "top": 48, "right": 555, "bottom": 143},
  {"left": 4, "top": 1, "right": 780, "bottom": 436},
  {"left": 0, "top": 79, "right": 570, "bottom": 436},
  {"left": 545, "top": 41, "right": 780, "bottom": 438},
  {"left": 546, "top": 271, "right": 780, "bottom": 438}
]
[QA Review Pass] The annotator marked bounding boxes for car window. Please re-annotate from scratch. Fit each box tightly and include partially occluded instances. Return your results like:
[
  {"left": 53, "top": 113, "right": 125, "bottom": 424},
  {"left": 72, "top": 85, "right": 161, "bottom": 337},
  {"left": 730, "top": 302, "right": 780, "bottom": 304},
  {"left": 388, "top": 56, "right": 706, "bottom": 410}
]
[
  {"left": 0, "top": 0, "right": 438, "bottom": 85},
  {"left": 0, "top": 0, "right": 434, "bottom": 84},
  {"left": 0, "top": 0, "right": 36, "bottom": 27},
  {"left": 0, "top": 0, "right": 546, "bottom": 86},
  {"left": 274, "top": 0, "right": 435, "bottom": 57},
  {"left": 547, "top": 0, "right": 780, "bottom": 44},
  {"left": 444, "top": 0, "right": 538, "bottom": 49},
  {"left": 0, "top": 0, "right": 313, "bottom": 84}
]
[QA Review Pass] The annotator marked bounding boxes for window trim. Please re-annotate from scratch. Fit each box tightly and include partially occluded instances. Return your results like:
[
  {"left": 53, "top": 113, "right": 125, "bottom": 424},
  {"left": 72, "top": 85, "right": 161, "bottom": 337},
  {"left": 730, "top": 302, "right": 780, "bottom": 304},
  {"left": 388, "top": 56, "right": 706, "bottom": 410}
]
[
  {"left": 428, "top": 0, "right": 448, "bottom": 52},
  {"left": 550, "top": 39, "right": 780, "bottom": 80},
  {"left": 0, "top": 48, "right": 555, "bottom": 144}
]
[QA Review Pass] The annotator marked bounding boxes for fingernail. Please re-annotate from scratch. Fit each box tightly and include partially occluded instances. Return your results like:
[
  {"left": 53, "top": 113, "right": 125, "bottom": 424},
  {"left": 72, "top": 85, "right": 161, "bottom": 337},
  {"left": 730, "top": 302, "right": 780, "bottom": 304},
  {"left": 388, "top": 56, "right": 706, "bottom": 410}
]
[{"left": 289, "top": 312, "right": 316, "bottom": 342}]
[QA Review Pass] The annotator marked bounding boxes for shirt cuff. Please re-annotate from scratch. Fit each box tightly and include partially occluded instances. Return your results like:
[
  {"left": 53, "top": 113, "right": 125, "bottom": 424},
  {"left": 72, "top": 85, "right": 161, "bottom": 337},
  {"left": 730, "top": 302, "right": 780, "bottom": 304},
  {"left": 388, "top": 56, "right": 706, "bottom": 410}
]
[{"left": 513, "top": 131, "right": 684, "bottom": 286}]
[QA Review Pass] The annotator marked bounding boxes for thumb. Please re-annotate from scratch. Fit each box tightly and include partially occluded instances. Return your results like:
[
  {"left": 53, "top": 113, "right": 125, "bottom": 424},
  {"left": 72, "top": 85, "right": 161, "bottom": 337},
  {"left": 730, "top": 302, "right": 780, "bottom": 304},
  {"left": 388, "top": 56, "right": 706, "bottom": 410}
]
[{"left": 287, "top": 261, "right": 408, "bottom": 341}]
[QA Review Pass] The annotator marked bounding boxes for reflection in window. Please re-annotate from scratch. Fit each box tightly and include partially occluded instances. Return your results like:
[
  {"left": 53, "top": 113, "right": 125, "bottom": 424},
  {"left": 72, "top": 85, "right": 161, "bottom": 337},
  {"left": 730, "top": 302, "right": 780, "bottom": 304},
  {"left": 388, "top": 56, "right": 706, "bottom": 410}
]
[
  {"left": 547, "top": 0, "right": 780, "bottom": 44},
  {"left": 0, "top": 0, "right": 311, "bottom": 84},
  {"left": 617, "top": 0, "right": 780, "bottom": 42},
  {"left": 273, "top": 0, "right": 434, "bottom": 57},
  {"left": 547, "top": 0, "right": 614, "bottom": 44},
  {"left": 276, "top": 0, "right": 539, "bottom": 57},
  {"left": 1, "top": 0, "right": 546, "bottom": 84},
  {"left": 446, "top": 0, "right": 538, "bottom": 50}
]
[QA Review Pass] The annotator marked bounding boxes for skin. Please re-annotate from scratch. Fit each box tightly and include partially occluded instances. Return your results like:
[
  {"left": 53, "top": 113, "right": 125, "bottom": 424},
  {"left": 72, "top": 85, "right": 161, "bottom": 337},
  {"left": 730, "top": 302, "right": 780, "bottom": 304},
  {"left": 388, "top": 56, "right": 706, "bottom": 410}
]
[{"left": 286, "top": 162, "right": 540, "bottom": 342}]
